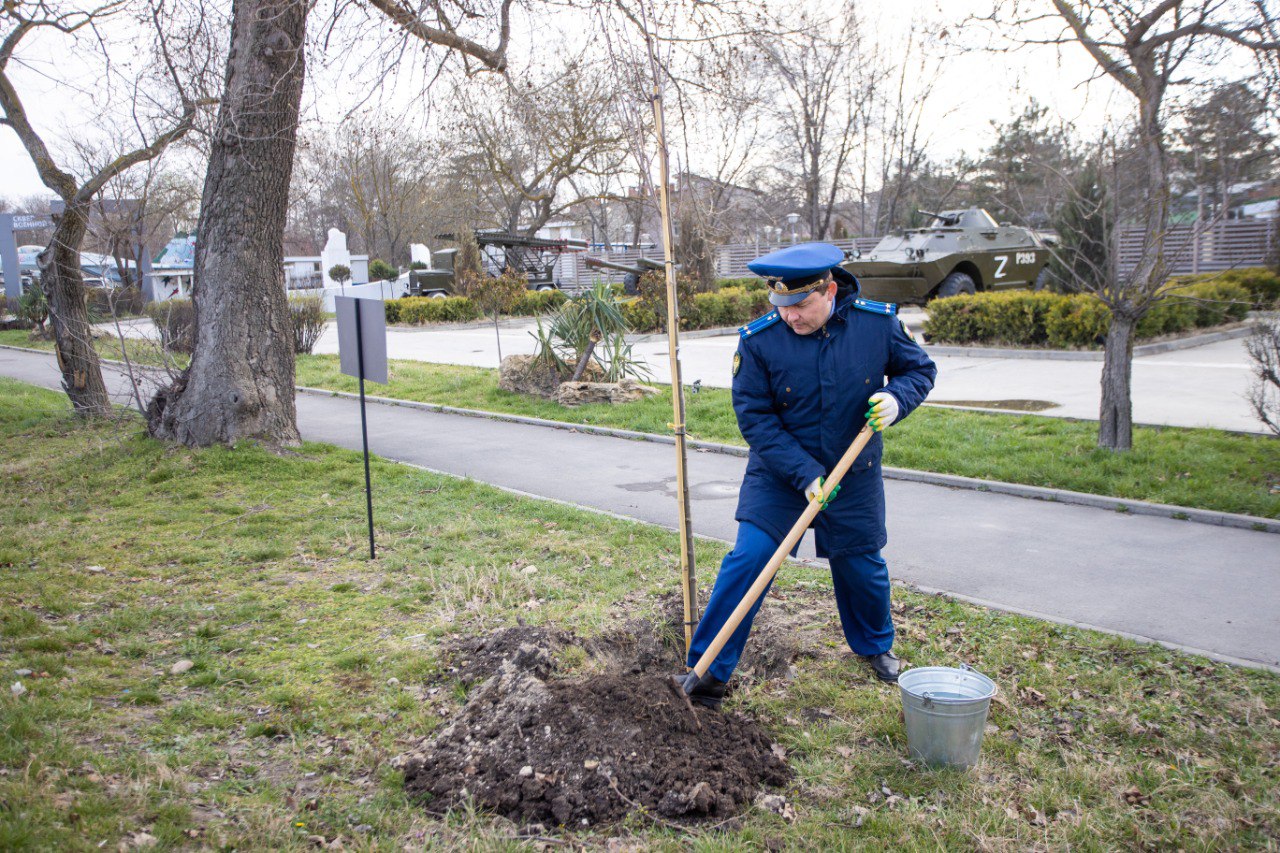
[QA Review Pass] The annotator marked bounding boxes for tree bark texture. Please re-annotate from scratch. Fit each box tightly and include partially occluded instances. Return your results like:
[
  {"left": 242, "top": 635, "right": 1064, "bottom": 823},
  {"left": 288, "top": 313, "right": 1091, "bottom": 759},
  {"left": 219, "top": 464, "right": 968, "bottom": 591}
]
[
  {"left": 41, "top": 202, "right": 112, "bottom": 415},
  {"left": 149, "top": 0, "right": 308, "bottom": 447},
  {"left": 1098, "top": 309, "right": 1136, "bottom": 452}
]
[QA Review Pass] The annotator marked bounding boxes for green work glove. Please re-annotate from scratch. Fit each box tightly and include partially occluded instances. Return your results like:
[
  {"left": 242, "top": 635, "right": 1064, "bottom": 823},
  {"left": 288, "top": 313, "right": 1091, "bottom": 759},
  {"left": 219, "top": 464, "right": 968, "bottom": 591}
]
[
  {"left": 805, "top": 476, "right": 841, "bottom": 509},
  {"left": 865, "top": 391, "right": 900, "bottom": 432}
]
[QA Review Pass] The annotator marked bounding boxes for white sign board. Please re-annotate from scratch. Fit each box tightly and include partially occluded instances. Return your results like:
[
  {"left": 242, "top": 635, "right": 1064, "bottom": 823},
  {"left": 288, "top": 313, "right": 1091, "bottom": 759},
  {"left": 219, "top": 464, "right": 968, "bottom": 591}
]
[{"left": 12, "top": 215, "right": 52, "bottom": 231}]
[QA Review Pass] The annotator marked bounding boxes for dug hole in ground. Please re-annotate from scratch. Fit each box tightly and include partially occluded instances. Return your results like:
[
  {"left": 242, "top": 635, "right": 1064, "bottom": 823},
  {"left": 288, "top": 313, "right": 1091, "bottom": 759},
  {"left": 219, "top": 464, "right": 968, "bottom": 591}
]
[{"left": 394, "top": 591, "right": 842, "bottom": 830}]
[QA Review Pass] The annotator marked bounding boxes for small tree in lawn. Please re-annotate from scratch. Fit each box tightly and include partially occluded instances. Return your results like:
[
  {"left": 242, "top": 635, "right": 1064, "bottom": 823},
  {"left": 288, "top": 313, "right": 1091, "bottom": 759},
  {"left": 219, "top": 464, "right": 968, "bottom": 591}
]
[
  {"left": 454, "top": 229, "right": 484, "bottom": 296},
  {"left": 328, "top": 264, "right": 351, "bottom": 295},
  {"left": 474, "top": 266, "right": 526, "bottom": 364}
]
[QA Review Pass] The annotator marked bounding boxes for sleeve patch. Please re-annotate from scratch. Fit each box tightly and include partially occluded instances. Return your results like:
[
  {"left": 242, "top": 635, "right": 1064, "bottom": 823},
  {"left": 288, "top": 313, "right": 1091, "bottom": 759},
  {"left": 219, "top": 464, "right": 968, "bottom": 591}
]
[{"left": 732, "top": 352, "right": 742, "bottom": 377}]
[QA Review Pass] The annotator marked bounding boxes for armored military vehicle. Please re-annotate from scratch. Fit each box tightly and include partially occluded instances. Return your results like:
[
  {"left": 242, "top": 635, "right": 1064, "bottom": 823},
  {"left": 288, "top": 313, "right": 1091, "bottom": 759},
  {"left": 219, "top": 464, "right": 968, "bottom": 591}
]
[
  {"left": 842, "top": 208, "right": 1055, "bottom": 304},
  {"left": 405, "top": 231, "right": 587, "bottom": 298}
]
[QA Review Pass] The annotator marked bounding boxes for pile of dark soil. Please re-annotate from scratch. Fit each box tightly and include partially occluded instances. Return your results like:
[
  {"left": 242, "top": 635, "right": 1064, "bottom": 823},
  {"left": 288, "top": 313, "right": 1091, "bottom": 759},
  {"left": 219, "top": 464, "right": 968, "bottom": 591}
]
[
  {"left": 401, "top": 648, "right": 790, "bottom": 828},
  {"left": 408, "top": 587, "right": 846, "bottom": 828},
  {"left": 445, "top": 625, "right": 577, "bottom": 687}
]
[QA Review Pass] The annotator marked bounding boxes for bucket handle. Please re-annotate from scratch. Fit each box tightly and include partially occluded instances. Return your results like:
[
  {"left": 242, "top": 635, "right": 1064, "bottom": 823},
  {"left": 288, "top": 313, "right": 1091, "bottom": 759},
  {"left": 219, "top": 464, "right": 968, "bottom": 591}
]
[{"left": 921, "top": 691, "right": 933, "bottom": 708}]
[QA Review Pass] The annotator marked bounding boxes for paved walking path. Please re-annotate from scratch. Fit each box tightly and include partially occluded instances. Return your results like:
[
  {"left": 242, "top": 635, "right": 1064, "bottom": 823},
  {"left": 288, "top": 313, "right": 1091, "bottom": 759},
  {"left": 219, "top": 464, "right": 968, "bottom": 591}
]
[{"left": 2, "top": 346, "right": 1277, "bottom": 672}]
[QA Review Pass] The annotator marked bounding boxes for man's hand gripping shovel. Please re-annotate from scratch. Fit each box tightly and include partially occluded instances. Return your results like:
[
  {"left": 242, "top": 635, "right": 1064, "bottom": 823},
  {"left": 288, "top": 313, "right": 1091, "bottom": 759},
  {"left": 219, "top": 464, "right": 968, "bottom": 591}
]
[{"left": 674, "top": 425, "right": 876, "bottom": 701}]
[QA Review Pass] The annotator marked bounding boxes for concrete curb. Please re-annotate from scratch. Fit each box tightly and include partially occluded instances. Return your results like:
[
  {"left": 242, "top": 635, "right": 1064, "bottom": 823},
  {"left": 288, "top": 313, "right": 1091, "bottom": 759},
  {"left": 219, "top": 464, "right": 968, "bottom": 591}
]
[{"left": 295, "top": 384, "right": 1279, "bottom": 536}]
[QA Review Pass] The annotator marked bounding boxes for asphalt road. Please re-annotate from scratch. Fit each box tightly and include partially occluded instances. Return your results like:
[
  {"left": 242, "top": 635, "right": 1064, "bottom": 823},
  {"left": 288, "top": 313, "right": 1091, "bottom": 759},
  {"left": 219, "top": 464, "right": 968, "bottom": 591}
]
[{"left": 3, "top": 346, "right": 1277, "bottom": 671}]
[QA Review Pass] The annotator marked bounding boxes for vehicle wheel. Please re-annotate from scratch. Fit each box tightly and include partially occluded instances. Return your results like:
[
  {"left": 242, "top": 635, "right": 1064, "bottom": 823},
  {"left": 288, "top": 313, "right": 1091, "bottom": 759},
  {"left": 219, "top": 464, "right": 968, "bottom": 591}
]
[
  {"left": 935, "top": 271, "right": 976, "bottom": 298},
  {"left": 536, "top": 285, "right": 555, "bottom": 292},
  {"left": 1033, "top": 266, "right": 1051, "bottom": 291},
  {"left": 428, "top": 291, "right": 447, "bottom": 299}
]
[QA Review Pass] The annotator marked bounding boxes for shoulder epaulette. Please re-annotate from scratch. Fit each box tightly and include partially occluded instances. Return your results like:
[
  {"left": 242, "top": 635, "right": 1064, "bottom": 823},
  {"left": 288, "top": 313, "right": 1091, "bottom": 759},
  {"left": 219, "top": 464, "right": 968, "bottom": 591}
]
[
  {"left": 739, "top": 310, "right": 781, "bottom": 338},
  {"left": 851, "top": 297, "right": 897, "bottom": 316}
]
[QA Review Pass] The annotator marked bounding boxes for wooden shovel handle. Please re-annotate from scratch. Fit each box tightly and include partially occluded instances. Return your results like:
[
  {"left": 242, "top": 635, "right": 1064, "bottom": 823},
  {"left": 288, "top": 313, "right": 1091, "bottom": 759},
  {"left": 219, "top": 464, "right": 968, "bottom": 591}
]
[{"left": 689, "top": 425, "right": 876, "bottom": 681}]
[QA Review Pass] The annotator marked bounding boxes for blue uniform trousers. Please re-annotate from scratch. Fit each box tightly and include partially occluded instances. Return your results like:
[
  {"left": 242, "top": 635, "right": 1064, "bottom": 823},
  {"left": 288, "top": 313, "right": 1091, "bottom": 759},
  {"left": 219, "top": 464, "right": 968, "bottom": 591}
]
[{"left": 686, "top": 521, "right": 894, "bottom": 683}]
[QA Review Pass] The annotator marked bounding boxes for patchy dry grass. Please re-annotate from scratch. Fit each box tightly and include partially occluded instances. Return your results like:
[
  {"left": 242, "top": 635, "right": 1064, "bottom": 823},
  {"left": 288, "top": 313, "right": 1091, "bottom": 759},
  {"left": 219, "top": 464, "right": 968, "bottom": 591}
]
[{"left": 1, "top": 378, "right": 1278, "bottom": 850}]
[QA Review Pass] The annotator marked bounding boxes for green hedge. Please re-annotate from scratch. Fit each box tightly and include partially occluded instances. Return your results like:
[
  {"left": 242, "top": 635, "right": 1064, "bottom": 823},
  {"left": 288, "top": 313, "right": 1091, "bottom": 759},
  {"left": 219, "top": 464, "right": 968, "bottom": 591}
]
[
  {"left": 509, "top": 290, "right": 567, "bottom": 315},
  {"left": 384, "top": 296, "right": 482, "bottom": 325},
  {"left": 622, "top": 286, "right": 773, "bottom": 333},
  {"left": 716, "top": 276, "right": 767, "bottom": 292},
  {"left": 926, "top": 281, "right": 1252, "bottom": 349},
  {"left": 385, "top": 290, "right": 564, "bottom": 326},
  {"left": 1168, "top": 267, "right": 1280, "bottom": 308}
]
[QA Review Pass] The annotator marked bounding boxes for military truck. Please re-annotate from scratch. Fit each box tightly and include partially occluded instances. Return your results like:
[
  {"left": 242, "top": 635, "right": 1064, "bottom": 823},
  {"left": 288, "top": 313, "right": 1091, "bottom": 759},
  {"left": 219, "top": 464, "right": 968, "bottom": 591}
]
[
  {"left": 405, "top": 231, "right": 587, "bottom": 298},
  {"left": 842, "top": 208, "right": 1056, "bottom": 304}
]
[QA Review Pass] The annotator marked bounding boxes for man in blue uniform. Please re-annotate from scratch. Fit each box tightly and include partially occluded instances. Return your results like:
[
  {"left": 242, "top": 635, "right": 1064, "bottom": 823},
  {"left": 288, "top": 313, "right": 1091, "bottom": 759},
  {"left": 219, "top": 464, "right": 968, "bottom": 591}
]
[{"left": 683, "top": 243, "right": 936, "bottom": 708}]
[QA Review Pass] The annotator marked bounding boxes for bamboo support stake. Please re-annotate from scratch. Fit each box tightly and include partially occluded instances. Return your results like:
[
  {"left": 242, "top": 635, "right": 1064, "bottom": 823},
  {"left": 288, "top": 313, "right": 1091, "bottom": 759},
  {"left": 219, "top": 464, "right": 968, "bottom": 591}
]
[
  {"left": 687, "top": 426, "right": 875, "bottom": 682},
  {"left": 650, "top": 83, "right": 698, "bottom": 655}
]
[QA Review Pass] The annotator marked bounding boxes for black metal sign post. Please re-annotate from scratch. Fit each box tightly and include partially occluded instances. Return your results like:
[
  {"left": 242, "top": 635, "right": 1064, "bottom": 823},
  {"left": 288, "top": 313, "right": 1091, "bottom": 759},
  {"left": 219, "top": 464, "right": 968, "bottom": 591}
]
[
  {"left": 335, "top": 296, "right": 388, "bottom": 561},
  {"left": 354, "top": 300, "right": 375, "bottom": 559}
]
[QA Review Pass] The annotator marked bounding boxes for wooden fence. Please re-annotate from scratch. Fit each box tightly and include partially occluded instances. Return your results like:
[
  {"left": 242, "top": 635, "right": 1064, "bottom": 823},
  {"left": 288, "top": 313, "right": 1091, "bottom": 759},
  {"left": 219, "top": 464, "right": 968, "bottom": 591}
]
[{"left": 1116, "top": 218, "right": 1276, "bottom": 276}]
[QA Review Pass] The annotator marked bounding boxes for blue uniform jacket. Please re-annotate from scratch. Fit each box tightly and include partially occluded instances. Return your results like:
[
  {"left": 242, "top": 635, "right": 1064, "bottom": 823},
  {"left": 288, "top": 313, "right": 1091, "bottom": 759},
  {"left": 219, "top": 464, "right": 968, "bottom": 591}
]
[{"left": 732, "top": 271, "right": 937, "bottom": 557}]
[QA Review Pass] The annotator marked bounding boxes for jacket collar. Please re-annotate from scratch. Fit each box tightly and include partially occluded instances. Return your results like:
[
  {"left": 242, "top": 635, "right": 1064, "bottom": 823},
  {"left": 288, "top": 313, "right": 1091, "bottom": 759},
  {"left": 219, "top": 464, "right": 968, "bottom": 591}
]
[{"left": 831, "top": 266, "right": 861, "bottom": 323}]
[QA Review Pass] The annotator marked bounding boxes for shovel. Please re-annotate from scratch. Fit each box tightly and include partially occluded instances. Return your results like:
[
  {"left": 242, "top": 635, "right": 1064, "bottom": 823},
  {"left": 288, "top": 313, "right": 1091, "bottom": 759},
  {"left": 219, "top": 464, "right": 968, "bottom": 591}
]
[{"left": 676, "top": 424, "right": 876, "bottom": 697}]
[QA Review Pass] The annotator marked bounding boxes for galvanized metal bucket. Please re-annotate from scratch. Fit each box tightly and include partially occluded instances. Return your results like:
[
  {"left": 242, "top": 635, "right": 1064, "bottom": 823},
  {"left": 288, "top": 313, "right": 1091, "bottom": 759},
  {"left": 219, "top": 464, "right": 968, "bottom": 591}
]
[{"left": 898, "top": 664, "right": 997, "bottom": 769}]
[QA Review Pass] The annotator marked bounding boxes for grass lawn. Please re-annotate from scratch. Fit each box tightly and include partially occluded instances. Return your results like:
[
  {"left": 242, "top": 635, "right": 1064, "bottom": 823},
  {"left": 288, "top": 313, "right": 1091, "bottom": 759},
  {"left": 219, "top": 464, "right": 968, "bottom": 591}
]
[
  {"left": 0, "top": 327, "right": 179, "bottom": 370},
  {"left": 1, "top": 378, "right": 1278, "bottom": 849},
  {"left": 4, "top": 328, "right": 1279, "bottom": 518}
]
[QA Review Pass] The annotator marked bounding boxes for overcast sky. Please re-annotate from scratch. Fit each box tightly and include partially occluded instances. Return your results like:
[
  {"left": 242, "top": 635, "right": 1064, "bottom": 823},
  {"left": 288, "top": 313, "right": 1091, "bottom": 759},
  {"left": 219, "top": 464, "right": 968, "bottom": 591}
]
[{"left": 0, "top": 0, "right": 1258, "bottom": 205}]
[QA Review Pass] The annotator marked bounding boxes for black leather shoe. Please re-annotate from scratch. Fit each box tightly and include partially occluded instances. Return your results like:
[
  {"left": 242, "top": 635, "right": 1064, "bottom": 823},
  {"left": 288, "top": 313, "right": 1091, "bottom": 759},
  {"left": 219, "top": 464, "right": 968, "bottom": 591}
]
[
  {"left": 675, "top": 671, "right": 729, "bottom": 709},
  {"left": 862, "top": 651, "right": 900, "bottom": 683}
]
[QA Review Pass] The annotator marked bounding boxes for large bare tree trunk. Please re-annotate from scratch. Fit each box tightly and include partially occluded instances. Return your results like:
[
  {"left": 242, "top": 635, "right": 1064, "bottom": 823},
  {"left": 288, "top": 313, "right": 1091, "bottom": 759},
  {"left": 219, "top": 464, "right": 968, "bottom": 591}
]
[
  {"left": 1098, "top": 308, "right": 1137, "bottom": 451},
  {"left": 41, "top": 202, "right": 111, "bottom": 415},
  {"left": 149, "top": 0, "right": 307, "bottom": 447}
]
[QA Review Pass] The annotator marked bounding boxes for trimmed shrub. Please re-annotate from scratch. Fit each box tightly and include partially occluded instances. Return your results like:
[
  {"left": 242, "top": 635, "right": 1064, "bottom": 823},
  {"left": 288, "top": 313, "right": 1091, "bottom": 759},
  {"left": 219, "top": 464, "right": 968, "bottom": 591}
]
[
  {"left": 145, "top": 298, "right": 196, "bottom": 353},
  {"left": 621, "top": 300, "right": 663, "bottom": 333},
  {"left": 386, "top": 296, "right": 482, "bottom": 325},
  {"left": 621, "top": 285, "right": 771, "bottom": 333},
  {"left": 1043, "top": 296, "right": 1109, "bottom": 348},
  {"left": 368, "top": 259, "right": 397, "bottom": 282},
  {"left": 1168, "top": 267, "right": 1280, "bottom": 309},
  {"left": 288, "top": 294, "right": 326, "bottom": 355},
  {"left": 509, "top": 289, "right": 568, "bottom": 315},
  {"left": 927, "top": 281, "right": 1253, "bottom": 349},
  {"left": 926, "top": 291, "right": 1063, "bottom": 347},
  {"left": 716, "top": 276, "right": 768, "bottom": 292}
]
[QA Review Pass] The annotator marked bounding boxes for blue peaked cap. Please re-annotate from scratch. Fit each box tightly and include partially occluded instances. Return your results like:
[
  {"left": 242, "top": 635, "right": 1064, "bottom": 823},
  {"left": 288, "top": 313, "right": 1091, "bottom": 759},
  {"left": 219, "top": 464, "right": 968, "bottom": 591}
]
[{"left": 748, "top": 242, "right": 846, "bottom": 306}]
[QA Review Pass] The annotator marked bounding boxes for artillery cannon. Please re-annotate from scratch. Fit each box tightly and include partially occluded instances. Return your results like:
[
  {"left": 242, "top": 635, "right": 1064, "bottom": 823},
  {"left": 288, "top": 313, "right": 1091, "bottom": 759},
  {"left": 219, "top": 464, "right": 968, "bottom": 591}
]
[
  {"left": 583, "top": 255, "right": 668, "bottom": 295},
  {"left": 406, "top": 231, "right": 587, "bottom": 298}
]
